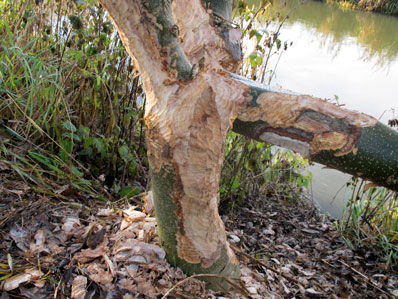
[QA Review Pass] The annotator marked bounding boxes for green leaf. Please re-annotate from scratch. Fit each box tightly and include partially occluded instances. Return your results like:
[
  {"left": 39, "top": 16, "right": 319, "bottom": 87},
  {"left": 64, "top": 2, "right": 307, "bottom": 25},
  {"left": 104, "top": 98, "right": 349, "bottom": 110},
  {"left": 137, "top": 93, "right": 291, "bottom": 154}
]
[
  {"left": 249, "top": 29, "right": 257, "bottom": 39},
  {"left": 118, "top": 145, "right": 130, "bottom": 162},
  {"left": 81, "top": 69, "right": 92, "bottom": 78},
  {"left": 62, "top": 132, "right": 80, "bottom": 141},
  {"left": 0, "top": 273, "right": 13, "bottom": 281},
  {"left": 84, "top": 137, "right": 94, "bottom": 148},
  {"left": 4, "top": 126, "right": 24, "bottom": 141},
  {"left": 29, "top": 151, "right": 61, "bottom": 174},
  {"left": 255, "top": 31, "right": 263, "bottom": 44},
  {"left": 60, "top": 139, "right": 73, "bottom": 162},
  {"left": 71, "top": 165, "right": 84, "bottom": 177},
  {"left": 249, "top": 53, "right": 263, "bottom": 68},
  {"left": 249, "top": 54, "right": 258, "bottom": 67},
  {"left": 78, "top": 147, "right": 93, "bottom": 157},
  {"left": 231, "top": 178, "right": 240, "bottom": 189},
  {"left": 256, "top": 55, "right": 263, "bottom": 66},
  {"left": 62, "top": 121, "right": 77, "bottom": 133},
  {"left": 73, "top": 134, "right": 81, "bottom": 142},
  {"left": 276, "top": 38, "right": 281, "bottom": 50},
  {"left": 77, "top": 126, "right": 90, "bottom": 139},
  {"left": 93, "top": 138, "right": 105, "bottom": 157},
  {"left": 121, "top": 186, "right": 143, "bottom": 198},
  {"left": 67, "top": 50, "right": 83, "bottom": 61}
]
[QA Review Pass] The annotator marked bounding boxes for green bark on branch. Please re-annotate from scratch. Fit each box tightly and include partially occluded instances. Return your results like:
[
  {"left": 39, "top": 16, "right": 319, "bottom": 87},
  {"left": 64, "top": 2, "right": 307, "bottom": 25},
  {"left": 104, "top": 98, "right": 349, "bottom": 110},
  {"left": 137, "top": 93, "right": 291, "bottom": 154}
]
[{"left": 230, "top": 74, "right": 398, "bottom": 192}]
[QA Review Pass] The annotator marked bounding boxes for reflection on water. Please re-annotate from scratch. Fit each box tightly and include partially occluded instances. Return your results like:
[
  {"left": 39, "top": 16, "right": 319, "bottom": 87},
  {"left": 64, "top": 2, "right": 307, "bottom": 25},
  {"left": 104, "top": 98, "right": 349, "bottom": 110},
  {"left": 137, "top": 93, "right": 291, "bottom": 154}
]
[
  {"left": 247, "top": 0, "right": 398, "bottom": 217},
  {"left": 248, "top": 0, "right": 398, "bottom": 123},
  {"left": 267, "top": 0, "right": 398, "bottom": 69}
]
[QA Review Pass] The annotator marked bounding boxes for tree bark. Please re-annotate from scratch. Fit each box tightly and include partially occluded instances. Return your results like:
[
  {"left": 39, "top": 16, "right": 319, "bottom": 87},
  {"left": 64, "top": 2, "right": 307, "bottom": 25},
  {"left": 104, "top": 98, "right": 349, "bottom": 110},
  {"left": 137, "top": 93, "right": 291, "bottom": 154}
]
[
  {"left": 230, "top": 74, "right": 398, "bottom": 191},
  {"left": 98, "top": 0, "right": 398, "bottom": 290},
  {"left": 98, "top": 0, "right": 243, "bottom": 290}
]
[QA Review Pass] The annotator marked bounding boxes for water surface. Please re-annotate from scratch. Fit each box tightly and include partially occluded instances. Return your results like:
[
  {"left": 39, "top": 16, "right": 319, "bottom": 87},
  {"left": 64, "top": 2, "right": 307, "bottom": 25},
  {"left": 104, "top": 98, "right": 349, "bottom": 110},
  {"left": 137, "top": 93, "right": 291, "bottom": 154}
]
[{"left": 251, "top": 0, "right": 398, "bottom": 217}]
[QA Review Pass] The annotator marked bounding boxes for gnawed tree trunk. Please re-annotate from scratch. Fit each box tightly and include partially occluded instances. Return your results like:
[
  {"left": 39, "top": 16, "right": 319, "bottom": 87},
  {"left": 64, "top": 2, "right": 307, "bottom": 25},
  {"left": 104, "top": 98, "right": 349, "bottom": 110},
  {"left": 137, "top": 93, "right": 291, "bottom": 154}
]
[{"left": 98, "top": 0, "right": 398, "bottom": 290}]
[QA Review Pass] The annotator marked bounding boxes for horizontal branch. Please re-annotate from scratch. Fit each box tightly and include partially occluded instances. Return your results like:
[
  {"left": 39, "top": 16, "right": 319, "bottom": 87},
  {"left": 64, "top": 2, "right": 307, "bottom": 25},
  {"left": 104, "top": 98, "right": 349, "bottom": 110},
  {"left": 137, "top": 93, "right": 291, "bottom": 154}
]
[{"left": 229, "top": 73, "right": 398, "bottom": 192}]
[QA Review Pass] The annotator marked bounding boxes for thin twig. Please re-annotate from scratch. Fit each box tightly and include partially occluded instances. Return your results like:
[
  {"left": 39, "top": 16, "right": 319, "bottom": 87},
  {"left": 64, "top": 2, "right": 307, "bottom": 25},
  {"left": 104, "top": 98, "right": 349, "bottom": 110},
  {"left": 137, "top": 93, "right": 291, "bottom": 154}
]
[
  {"left": 242, "top": 3, "right": 271, "bottom": 35},
  {"left": 13, "top": 0, "right": 30, "bottom": 35}
]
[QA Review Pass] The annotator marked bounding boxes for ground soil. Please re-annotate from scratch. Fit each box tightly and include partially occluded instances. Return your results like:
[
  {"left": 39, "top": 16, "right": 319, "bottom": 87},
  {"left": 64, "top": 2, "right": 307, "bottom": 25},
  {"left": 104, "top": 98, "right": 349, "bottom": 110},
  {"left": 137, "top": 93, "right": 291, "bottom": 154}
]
[{"left": 1, "top": 160, "right": 397, "bottom": 298}]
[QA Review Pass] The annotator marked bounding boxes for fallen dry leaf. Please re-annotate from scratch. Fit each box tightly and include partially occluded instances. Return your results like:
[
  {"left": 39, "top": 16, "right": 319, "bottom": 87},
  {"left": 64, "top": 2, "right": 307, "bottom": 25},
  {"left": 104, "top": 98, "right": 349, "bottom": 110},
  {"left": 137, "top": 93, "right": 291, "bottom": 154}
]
[
  {"left": 123, "top": 207, "right": 146, "bottom": 222},
  {"left": 86, "top": 263, "right": 113, "bottom": 285},
  {"left": 126, "top": 255, "right": 147, "bottom": 264},
  {"left": 73, "top": 242, "right": 108, "bottom": 263},
  {"left": 2, "top": 169, "right": 398, "bottom": 298},
  {"left": 0, "top": 268, "right": 43, "bottom": 291},
  {"left": 28, "top": 229, "right": 49, "bottom": 256},
  {"left": 9, "top": 226, "right": 29, "bottom": 252},
  {"left": 33, "top": 280, "right": 46, "bottom": 288},
  {"left": 97, "top": 208, "right": 114, "bottom": 217},
  {"left": 62, "top": 216, "right": 84, "bottom": 240},
  {"left": 103, "top": 253, "right": 116, "bottom": 277},
  {"left": 71, "top": 275, "right": 87, "bottom": 299},
  {"left": 136, "top": 280, "right": 158, "bottom": 297},
  {"left": 143, "top": 191, "right": 154, "bottom": 215},
  {"left": 86, "top": 226, "right": 106, "bottom": 249},
  {"left": 114, "top": 239, "right": 165, "bottom": 260}
]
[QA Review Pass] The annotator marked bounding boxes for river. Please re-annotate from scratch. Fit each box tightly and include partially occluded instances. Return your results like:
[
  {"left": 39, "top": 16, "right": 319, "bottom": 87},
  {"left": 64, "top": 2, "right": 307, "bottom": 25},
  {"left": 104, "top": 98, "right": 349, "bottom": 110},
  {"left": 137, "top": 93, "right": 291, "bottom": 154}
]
[{"left": 249, "top": 0, "right": 398, "bottom": 218}]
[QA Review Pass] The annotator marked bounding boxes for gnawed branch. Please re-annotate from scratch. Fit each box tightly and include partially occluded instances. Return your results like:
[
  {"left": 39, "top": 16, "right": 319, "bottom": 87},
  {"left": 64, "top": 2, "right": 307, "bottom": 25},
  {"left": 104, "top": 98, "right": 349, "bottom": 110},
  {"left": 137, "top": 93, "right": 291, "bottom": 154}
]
[{"left": 230, "top": 73, "right": 398, "bottom": 191}]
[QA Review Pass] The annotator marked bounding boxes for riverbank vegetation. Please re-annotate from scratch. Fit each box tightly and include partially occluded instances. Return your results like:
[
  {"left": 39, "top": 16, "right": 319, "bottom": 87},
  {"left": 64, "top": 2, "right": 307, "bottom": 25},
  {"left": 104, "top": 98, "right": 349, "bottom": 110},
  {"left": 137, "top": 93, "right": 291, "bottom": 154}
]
[
  {"left": 334, "top": 122, "right": 398, "bottom": 268},
  {"left": 1, "top": 0, "right": 398, "bottom": 296},
  {"left": 337, "top": 179, "right": 398, "bottom": 268},
  {"left": 324, "top": 0, "right": 398, "bottom": 16},
  {"left": 0, "top": 0, "right": 310, "bottom": 207},
  {"left": 0, "top": 0, "right": 149, "bottom": 200}
]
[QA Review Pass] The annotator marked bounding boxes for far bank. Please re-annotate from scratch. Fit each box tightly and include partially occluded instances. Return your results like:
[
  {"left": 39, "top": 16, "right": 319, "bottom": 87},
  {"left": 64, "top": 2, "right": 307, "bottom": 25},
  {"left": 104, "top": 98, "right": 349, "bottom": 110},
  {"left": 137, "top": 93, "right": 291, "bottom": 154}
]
[{"left": 316, "top": 0, "right": 398, "bottom": 16}]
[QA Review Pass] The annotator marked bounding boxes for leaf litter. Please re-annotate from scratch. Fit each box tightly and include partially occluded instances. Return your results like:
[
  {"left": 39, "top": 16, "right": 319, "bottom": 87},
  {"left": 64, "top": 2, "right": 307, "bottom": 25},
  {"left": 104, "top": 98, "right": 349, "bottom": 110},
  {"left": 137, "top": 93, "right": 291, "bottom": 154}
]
[
  {"left": 223, "top": 196, "right": 398, "bottom": 298},
  {"left": 1, "top": 168, "right": 398, "bottom": 298}
]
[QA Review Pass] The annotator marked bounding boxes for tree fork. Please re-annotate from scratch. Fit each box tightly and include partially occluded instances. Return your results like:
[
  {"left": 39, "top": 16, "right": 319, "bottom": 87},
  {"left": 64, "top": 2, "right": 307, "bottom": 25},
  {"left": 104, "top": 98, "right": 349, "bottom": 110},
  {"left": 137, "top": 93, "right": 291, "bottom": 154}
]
[
  {"left": 99, "top": 0, "right": 243, "bottom": 290},
  {"left": 98, "top": 0, "right": 398, "bottom": 291}
]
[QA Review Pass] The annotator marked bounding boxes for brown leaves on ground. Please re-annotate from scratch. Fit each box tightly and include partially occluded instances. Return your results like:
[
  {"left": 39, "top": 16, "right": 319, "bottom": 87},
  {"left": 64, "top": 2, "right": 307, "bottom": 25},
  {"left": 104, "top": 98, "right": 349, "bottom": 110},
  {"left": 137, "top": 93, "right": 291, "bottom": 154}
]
[
  {"left": 0, "top": 198, "right": 206, "bottom": 298},
  {"left": 0, "top": 178, "right": 263, "bottom": 298},
  {"left": 224, "top": 196, "right": 398, "bottom": 298},
  {"left": 1, "top": 167, "right": 398, "bottom": 298}
]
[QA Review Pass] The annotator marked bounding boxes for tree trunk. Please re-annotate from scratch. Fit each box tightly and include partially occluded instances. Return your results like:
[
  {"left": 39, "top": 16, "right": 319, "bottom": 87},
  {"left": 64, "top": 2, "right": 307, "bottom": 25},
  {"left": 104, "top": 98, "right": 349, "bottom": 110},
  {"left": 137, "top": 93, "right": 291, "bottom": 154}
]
[{"left": 98, "top": 0, "right": 398, "bottom": 290}]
